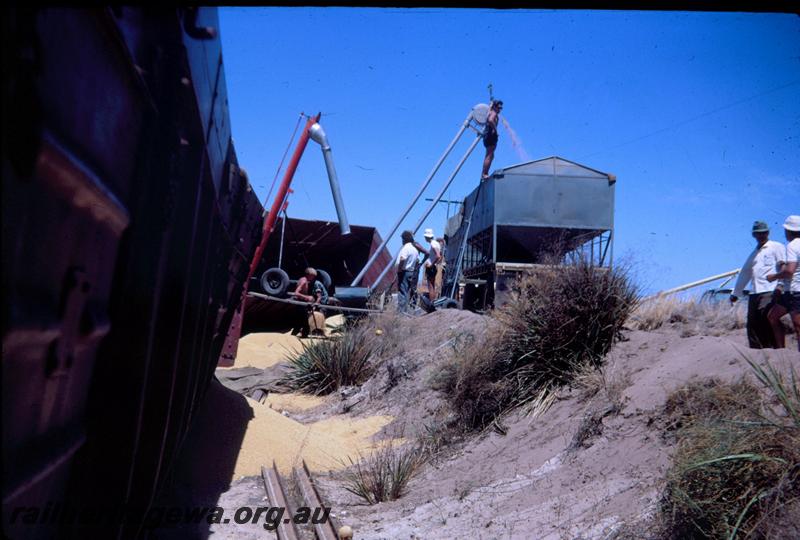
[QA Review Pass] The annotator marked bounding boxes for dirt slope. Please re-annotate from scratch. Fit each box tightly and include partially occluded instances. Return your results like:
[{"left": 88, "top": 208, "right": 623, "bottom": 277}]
[
  {"left": 171, "top": 308, "right": 797, "bottom": 540},
  {"left": 310, "top": 318, "right": 799, "bottom": 539}
]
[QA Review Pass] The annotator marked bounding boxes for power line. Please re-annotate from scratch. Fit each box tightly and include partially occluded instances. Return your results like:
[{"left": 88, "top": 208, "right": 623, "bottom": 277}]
[{"left": 579, "top": 79, "right": 800, "bottom": 161}]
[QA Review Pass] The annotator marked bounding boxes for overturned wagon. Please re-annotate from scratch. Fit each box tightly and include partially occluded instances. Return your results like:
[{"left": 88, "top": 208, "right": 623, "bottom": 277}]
[
  {"left": 241, "top": 217, "right": 393, "bottom": 334},
  {"left": 442, "top": 156, "right": 616, "bottom": 311}
]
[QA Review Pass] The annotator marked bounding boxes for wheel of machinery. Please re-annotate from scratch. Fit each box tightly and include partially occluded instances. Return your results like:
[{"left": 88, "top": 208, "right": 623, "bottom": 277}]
[
  {"left": 443, "top": 298, "right": 459, "bottom": 309},
  {"left": 316, "top": 269, "right": 333, "bottom": 292},
  {"left": 261, "top": 267, "right": 290, "bottom": 296}
]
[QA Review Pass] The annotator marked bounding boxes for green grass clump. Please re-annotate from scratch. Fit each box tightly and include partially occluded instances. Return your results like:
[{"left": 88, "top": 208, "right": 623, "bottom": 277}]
[
  {"left": 660, "top": 360, "right": 800, "bottom": 539},
  {"left": 282, "top": 327, "right": 376, "bottom": 395},
  {"left": 342, "top": 441, "right": 424, "bottom": 504}
]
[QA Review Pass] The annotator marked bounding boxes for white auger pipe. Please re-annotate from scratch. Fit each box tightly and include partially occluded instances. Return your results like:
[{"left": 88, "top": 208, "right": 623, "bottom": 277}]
[
  {"left": 350, "top": 111, "right": 475, "bottom": 287},
  {"left": 309, "top": 122, "right": 351, "bottom": 235},
  {"left": 644, "top": 269, "right": 741, "bottom": 300}
]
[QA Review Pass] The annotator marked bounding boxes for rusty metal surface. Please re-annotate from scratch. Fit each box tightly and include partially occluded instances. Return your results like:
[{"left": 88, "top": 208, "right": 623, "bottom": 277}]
[
  {"left": 259, "top": 217, "right": 393, "bottom": 291},
  {"left": 261, "top": 464, "right": 299, "bottom": 540},
  {"left": 2, "top": 7, "right": 262, "bottom": 538},
  {"left": 293, "top": 461, "right": 339, "bottom": 540}
]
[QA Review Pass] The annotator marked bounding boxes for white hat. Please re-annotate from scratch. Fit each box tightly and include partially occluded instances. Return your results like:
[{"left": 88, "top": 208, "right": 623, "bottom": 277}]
[
  {"left": 784, "top": 215, "right": 800, "bottom": 232},
  {"left": 423, "top": 228, "right": 435, "bottom": 238}
]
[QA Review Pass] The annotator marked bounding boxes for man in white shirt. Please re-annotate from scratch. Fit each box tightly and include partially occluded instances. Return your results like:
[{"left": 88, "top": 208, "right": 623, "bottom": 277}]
[
  {"left": 396, "top": 230, "right": 424, "bottom": 313},
  {"left": 422, "top": 228, "right": 443, "bottom": 301},
  {"left": 767, "top": 215, "right": 800, "bottom": 351},
  {"left": 730, "top": 220, "right": 784, "bottom": 348}
]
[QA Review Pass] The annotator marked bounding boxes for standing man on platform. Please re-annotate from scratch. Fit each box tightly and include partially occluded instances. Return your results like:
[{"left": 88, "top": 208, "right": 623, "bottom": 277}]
[{"left": 481, "top": 100, "right": 503, "bottom": 181}]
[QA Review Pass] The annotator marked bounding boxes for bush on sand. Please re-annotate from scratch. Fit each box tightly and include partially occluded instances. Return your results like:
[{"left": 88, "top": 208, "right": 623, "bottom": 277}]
[
  {"left": 440, "top": 258, "right": 639, "bottom": 430},
  {"left": 282, "top": 325, "right": 377, "bottom": 395}
]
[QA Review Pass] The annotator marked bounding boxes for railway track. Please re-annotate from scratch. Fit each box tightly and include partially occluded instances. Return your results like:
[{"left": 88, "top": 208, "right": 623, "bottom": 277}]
[{"left": 260, "top": 460, "right": 347, "bottom": 540}]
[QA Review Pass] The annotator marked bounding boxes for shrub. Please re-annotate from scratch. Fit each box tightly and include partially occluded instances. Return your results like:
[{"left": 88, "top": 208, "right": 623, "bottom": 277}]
[
  {"left": 660, "top": 360, "right": 800, "bottom": 539},
  {"left": 342, "top": 440, "right": 424, "bottom": 504},
  {"left": 443, "top": 258, "right": 639, "bottom": 429},
  {"left": 282, "top": 327, "right": 377, "bottom": 395}
]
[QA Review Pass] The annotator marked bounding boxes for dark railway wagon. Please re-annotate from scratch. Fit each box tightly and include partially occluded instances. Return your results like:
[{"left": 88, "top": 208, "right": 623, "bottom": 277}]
[{"left": 2, "top": 7, "right": 263, "bottom": 538}]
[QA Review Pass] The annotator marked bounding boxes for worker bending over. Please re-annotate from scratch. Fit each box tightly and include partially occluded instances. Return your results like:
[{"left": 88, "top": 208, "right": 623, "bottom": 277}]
[{"left": 293, "top": 267, "right": 329, "bottom": 336}]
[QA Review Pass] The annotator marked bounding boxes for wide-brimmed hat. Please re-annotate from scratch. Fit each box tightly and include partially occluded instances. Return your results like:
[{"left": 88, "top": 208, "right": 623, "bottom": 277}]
[
  {"left": 783, "top": 215, "right": 800, "bottom": 232},
  {"left": 751, "top": 220, "right": 769, "bottom": 233},
  {"left": 423, "top": 228, "right": 435, "bottom": 238}
]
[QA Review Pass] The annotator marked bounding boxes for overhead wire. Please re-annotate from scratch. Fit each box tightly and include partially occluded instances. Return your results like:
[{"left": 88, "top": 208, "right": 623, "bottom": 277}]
[
  {"left": 579, "top": 79, "right": 800, "bottom": 161},
  {"left": 262, "top": 112, "right": 304, "bottom": 209}
]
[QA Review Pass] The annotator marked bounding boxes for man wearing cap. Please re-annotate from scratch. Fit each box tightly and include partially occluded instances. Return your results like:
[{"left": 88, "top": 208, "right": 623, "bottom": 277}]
[
  {"left": 730, "top": 221, "right": 785, "bottom": 349},
  {"left": 423, "top": 228, "right": 442, "bottom": 301},
  {"left": 766, "top": 215, "right": 800, "bottom": 351}
]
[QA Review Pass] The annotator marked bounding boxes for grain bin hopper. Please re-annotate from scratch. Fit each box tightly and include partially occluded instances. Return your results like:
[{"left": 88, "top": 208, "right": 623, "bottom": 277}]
[{"left": 442, "top": 156, "right": 616, "bottom": 310}]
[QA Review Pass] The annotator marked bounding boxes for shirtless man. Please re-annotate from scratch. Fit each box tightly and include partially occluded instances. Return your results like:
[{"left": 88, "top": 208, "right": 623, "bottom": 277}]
[
  {"left": 292, "top": 267, "right": 329, "bottom": 336},
  {"left": 293, "top": 267, "right": 327, "bottom": 304},
  {"left": 481, "top": 100, "right": 503, "bottom": 181}
]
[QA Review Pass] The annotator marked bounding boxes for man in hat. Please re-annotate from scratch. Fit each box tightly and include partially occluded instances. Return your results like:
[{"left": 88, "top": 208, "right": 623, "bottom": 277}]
[
  {"left": 396, "top": 230, "right": 426, "bottom": 313},
  {"left": 766, "top": 215, "right": 800, "bottom": 351},
  {"left": 730, "top": 220, "right": 785, "bottom": 348},
  {"left": 422, "top": 228, "right": 442, "bottom": 301},
  {"left": 481, "top": 99, "right": 503, "bottom": 181}
]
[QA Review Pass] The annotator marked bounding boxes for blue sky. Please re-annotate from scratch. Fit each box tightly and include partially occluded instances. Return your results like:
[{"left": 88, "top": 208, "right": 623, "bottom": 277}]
[{"left": 219, "top": 8, "right": 799, "bottom": 295}]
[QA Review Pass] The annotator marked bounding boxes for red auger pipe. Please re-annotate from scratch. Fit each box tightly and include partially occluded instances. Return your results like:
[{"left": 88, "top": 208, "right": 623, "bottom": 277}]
[{"left": 247, "top": 113, "right": 320, "bottom": 281}]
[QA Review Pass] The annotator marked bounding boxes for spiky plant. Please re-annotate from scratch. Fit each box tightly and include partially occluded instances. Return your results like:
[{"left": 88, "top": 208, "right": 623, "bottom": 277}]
[{"left": 282, "top": 327, "right": 376, "bottom": 395}]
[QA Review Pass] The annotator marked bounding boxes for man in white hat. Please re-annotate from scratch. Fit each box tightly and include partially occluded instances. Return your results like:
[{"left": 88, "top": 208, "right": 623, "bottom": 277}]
[
  {"left": 767, "top": 215, "right": 800, "bottom": 351},
  {"left": 423, "top": 228, "right": 442, "bottom": 301},
  {"left": 730, "top": 220, "right": 785, "bottom": 348}
]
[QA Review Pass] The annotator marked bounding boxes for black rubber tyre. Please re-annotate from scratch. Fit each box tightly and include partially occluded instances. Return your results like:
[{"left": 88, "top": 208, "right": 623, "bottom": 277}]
[
  {"left": 316, "top": 269, "right": 332, "bottom": 292},
  {"left": 261, "top": 267, "right": 290, "bottom": 296},
  {"left": 443, "top": 298, "right": 459, "bottom": 309},
  {"left": 420, "top": 293, "right": 436, "bottom": 314}
]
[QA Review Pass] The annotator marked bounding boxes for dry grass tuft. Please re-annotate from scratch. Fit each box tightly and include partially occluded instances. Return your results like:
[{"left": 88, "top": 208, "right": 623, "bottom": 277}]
[
  {"left": 438, "top": 258, "right": 638, "bottom": 430},
  {"left": 566, "top": 360, "right": 630, "bottom": 452},
  {"left": 629, "top": 296, "right": 745, "bottom": 336},
  {"left": 659, "top": 360, "right": 800, "bottom": 539}
]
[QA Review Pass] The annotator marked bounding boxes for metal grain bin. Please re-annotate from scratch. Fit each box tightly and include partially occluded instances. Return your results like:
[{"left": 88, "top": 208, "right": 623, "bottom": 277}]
[{"left": 442, "top": 157, "right": 616, "bottom": 308}]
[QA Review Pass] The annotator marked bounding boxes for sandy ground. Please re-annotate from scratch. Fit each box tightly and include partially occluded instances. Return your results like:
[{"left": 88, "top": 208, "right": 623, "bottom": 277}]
[
  {"left": 161, "top": 308, "right": 799, "bottom": 539},
  {"left": 317, "top": 324, "right": 798, "bottom": 539}
]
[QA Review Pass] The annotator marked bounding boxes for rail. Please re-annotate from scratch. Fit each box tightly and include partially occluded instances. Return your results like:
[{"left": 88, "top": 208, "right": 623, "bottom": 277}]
[
  {"left": 261, "top": 462, "right": 300, "bottom": 540},
  {"left": 293, "top": 460, "right": 340, "bottom": 540}
]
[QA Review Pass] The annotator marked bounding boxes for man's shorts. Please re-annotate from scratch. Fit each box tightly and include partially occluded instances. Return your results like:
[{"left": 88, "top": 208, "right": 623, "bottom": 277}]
[
  {"left": 425, "top": 264, "right": 437, "bottom": 280},
  {"left": 483, "top": 126, "right": 498, "bottom": 148},
  {"left": 778, "top": 291, "right": 800, "bottom": 313}
]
